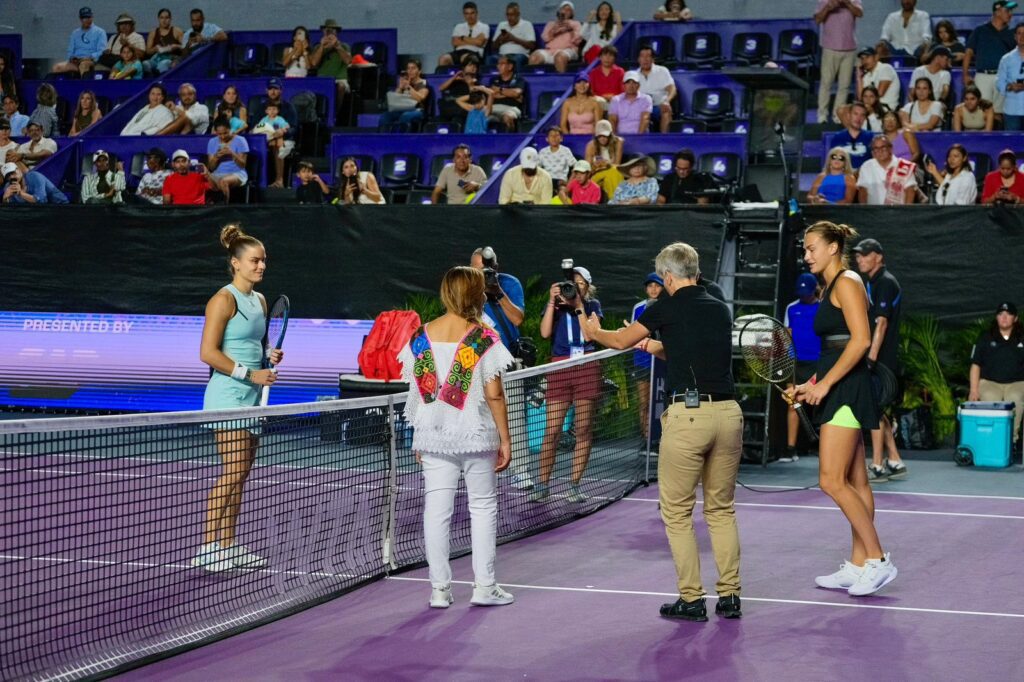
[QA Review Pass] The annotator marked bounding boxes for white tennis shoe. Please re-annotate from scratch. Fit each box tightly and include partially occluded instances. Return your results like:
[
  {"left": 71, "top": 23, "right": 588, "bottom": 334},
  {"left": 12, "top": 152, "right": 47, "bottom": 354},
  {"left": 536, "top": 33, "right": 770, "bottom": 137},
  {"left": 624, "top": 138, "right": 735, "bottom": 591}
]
[
  {"left": 848, "top": 553, "right": 897, "bottom": 596},
  {"left": 471, "top": 584, "right": 514, "bottom": 606},
  {"left": 815, "top": 561, "right": 863, "bottom": 590},
  {"left": 190, "top": 542, "right": 234, "bottom": 573},
  {"left": 429, "top": 585, "right": 454, "bottom": 609},
  {"left": 224, "top": 544, "right": 267, "bottom": 569}
]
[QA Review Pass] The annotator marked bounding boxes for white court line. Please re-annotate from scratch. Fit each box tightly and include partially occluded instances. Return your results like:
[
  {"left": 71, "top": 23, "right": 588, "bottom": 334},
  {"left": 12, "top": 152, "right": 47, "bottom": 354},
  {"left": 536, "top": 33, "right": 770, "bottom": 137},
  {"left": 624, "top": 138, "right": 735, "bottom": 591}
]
[
  {"left": 729, "top": 483, "right": 1024, "bottom": 502},
  {"left": 386, "top": 576, "right": 1024, "bottom": 620},
  {"left": 619, "top": 497, "right": 1024, "bottom": 520}
]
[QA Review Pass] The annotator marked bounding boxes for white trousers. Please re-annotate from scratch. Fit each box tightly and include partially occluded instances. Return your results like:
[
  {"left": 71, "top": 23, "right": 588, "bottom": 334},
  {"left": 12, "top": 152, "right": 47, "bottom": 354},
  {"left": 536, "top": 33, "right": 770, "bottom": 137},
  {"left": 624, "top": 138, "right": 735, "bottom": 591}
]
[{"left": 421, "top": 450, "right": 498, "bottom": 588}]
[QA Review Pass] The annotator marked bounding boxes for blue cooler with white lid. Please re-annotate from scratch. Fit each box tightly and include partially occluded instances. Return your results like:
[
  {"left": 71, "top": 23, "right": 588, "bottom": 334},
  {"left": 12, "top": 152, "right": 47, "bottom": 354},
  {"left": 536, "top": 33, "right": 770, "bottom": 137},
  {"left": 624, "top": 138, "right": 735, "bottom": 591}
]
[{"left": 957, "top": 401, "right": 1015, "bottom": 467}]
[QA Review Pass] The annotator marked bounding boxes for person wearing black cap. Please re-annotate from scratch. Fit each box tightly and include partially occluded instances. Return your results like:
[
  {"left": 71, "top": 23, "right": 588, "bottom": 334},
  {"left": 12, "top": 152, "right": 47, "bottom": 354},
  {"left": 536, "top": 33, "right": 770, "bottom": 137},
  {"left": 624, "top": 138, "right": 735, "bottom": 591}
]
[
  {"left": 911, "top": 45, "right": 952, "bottom": 106},
  {"left": 856, "top": 46, "right": 900, "bottom": 112},
  {"left": 630, "top": 272, "right": 665, "bottom": 440},
  {"left": 583, "top": 242, "right": 744, "bottom": 621},
  {"left": 781, "top": 273, "right": 821, "bottom": 462},
  {"left": 964, "top": 2, "right": 1017, "bottom": 119},
  {"left": 854, "top": 238, "right": 907, "bottom": 483},
  {"left": 51, "top": 7, "right": 107, "bottom": 77},
  {"left": 969, "top": 302, "right": 1024, "bottom": 449}
]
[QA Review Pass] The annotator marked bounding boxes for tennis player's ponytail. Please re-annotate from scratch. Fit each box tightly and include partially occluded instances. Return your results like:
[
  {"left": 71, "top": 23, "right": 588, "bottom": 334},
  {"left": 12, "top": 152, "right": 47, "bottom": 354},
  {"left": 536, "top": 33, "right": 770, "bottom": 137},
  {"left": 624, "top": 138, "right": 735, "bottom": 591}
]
[
  {"left": 440, "top": 266, "right": 485, "bottom": 326},
  {"left": 804, "top": 221, "right": 859, "bottom": 268},
  {"left": 219, "top": 224, "right": 263, "bottom": 275}
]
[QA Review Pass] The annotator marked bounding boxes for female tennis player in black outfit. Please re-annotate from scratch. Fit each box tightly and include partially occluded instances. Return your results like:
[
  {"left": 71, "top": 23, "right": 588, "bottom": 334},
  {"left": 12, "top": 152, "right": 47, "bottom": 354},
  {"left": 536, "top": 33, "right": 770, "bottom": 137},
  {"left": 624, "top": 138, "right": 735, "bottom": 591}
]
[{"left": 790, "top": 221, "right": 896, "bottom": 596}]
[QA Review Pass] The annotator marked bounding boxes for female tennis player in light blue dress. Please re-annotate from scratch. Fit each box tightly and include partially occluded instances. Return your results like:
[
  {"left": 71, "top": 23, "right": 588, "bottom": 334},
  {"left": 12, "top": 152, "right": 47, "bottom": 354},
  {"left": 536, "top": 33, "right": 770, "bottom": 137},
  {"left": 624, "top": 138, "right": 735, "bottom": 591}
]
[{"left": 192, "top": 224, "right": 283, "bottom": 573}]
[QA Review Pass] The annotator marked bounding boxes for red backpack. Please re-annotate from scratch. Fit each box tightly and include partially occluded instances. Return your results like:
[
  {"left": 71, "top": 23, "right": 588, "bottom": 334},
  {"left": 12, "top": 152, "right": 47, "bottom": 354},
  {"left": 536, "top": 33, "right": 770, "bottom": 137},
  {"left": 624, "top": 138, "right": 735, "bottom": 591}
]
[{"left": 357, "top": 310, "right": 422, "bottom": 380}]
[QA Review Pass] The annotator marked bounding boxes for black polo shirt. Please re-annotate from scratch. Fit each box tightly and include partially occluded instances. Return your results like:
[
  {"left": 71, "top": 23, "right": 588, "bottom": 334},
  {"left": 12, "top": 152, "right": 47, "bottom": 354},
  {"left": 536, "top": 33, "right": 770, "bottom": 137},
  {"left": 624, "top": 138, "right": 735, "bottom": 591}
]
[
  {"left": 489, "top": 75, "right": 526, "bottom": 108},
  {"left": 638, "top": 285, "right": 734, "bottom": 397},
  {"left": 972, "top": 330, "right": 1024, "bottom": 383},
  {"left": 866, "top": 266, "right": 901, "bottom": 371},
  {"left": 966, "top": 22, "right": 1015, "bottom": 71},
  {"left": 658, "top": 171, "right": 716, "bottom": 204}
]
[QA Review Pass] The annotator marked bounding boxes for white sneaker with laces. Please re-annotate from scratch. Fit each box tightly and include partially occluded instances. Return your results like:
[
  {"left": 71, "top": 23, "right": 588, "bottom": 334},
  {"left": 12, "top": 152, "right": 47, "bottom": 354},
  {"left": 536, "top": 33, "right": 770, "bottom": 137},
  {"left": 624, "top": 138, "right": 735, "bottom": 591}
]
[
  {"left": 224, "top": 544, "right": 267, "bottom": 569},
  {"left": 848, "top": 553, "right": 897, "bottom": 596},
  {"left": 511, "top": 473, "right": 535, "bottom": 490},
  {"left": 471, "top": 583, "right": 514, "bottom": 606},
  {"left": 815, "top": 561, "right": 863, "bottom": 589},
  {"left": 429, "top": 585, "right": 453, "bottom": 609},
  {"left": 190, "top": 542, "right": 234, "bottom": 573}
]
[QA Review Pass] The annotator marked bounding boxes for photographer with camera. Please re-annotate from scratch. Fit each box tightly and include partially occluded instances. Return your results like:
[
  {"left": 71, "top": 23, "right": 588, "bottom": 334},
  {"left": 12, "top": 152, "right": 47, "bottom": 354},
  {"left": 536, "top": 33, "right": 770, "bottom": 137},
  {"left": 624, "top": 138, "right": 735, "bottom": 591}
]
[{"left": 531, "top": 261, "right": 603, "bottom": 504}]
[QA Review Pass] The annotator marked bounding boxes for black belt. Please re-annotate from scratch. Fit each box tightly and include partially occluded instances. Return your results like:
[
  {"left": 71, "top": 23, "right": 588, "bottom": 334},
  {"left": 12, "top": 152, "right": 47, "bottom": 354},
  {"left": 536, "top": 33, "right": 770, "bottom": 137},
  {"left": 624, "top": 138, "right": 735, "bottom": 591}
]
[
  {"left": 978, "top": 70, "right": 998, "bottom": 74},
  {"left": 669, "top": 392, "right": 735, "bottom": 404}
]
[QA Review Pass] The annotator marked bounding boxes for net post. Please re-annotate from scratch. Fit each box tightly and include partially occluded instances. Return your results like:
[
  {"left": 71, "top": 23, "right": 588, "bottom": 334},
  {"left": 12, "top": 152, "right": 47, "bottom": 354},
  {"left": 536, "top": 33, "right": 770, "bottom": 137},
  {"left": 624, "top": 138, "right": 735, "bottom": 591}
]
[{"left": 381, "top": 395, "right": 399, "bottom": 572}]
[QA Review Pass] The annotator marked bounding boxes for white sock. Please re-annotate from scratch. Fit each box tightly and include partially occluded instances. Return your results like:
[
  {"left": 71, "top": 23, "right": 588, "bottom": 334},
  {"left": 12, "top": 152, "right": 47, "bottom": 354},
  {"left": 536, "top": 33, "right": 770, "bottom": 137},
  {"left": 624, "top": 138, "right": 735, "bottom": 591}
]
[{"left": 888, "top": 459, "right": 901, "bottom": 467}]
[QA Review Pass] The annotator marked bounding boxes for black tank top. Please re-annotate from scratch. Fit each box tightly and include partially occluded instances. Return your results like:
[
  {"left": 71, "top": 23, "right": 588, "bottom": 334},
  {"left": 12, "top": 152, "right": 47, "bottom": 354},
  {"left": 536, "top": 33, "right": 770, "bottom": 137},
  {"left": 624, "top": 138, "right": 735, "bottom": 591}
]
[
  {"left": 813, "top": 269, "right": 852, "bottom": 340},
  {"left": 155, "top": 27, "right": 179, "bottom": 48}
]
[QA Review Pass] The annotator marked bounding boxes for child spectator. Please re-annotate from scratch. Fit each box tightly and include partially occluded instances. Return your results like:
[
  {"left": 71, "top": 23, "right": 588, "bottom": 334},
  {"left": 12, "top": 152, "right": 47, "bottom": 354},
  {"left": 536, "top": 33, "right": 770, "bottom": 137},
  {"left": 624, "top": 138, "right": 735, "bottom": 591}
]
[
  {"left": 538, "top": 127, "right": 577, "bottom": 187},
  {"left": 459, "top": 90, "right": 492, "bottom": 133},
  {"left": 558, "top": 160, "right": 602, "bottom": 204},
  {"left": 295, "top": 161, "right": 331, "bottom": 204},
  {"left": 110, "top": 43, "right": 143, "bottom": 80},
  {"left": 252, "top": 102, "right": 294, "bottom": 189},
  {"left": 29, "top": 84, "right": 59, "bottom": 138},
  {"left": 216, "top": 103, "right": 247, "bottom": 135}
]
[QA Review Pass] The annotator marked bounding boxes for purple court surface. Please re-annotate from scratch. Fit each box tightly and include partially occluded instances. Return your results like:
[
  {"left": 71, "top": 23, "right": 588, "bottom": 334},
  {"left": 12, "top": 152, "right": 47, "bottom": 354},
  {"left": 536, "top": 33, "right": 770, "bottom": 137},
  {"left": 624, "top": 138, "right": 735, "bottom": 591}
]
[{"left": 122, "top": 466, "right": 1024, "bottom": 682}]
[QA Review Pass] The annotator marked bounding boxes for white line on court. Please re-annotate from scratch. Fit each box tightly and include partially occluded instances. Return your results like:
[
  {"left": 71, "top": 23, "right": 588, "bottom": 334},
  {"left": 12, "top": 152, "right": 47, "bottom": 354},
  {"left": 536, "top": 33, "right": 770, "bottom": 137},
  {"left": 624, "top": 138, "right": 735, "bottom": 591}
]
[
  {"left": 618, "top": 497, "right": 1024, "bottom": 520},
  {"left": 386, "top": 576, "right": 1024, "bottom": 619},
  {"left": 728, "top": 483, "right": 1024, "bottom": 502}
]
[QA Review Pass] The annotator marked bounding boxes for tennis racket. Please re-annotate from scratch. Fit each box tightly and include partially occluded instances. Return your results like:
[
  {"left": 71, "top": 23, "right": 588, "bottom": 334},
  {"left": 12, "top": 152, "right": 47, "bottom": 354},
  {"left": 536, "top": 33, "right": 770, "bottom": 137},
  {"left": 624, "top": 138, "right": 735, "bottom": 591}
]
[
  {"left": 259, "top": 295, "right": 290, "bottom": 406},
  {"left": 738, "top": 315, "right": 818, "bottom": 442}
]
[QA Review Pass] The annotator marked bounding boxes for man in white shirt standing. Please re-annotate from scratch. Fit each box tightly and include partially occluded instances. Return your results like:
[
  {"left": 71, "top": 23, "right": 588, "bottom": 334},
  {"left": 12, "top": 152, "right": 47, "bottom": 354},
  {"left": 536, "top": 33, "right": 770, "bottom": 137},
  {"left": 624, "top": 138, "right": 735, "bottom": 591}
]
[
  {"left": 491, "top": 2, "right": 536, "bottom": 70},
  {"left": 438, "top": 2, "right": 490, "bottom": 68},
  {"left": 877, "top": 0, "right": 931, "bottom": 61},
  {"left": 857, "top": 46, "right": 900, "bottom": 112},
  {"left": 636, "top": 45, "right": 677, "bottom": 133},
  {"left": 857, "top": 137, "right": 917, "bottom": 205},
  {"left": 911, "top": 46, "right": 952, "bottom": 105}
]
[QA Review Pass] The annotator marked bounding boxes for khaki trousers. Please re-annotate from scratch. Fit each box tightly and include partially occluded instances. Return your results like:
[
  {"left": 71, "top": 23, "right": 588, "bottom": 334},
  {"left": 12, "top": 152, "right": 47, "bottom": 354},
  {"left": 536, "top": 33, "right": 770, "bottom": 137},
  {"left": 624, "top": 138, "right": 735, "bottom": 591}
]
[
  {"left": 818, "top": 48, "right": 856, "bottom": 123},
  {"left": 658, "top": 399, "right": 743, "bottom": 601},
  {"left": 978, "top": 379, "right": 1024, "bottom": 443},
  {"left": 973, "top": 73, "right": 1006, "bottom": 114}
]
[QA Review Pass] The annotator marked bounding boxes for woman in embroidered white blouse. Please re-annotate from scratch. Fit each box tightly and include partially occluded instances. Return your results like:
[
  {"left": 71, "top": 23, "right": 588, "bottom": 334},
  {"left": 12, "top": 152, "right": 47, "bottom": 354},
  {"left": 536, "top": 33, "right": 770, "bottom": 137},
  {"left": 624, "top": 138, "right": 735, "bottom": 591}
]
[
  {"left": 398, "top": 266, "right": 516, "bottom": 610},
  {"left": 926, "top": 143, "right": 977, "bottom": 206}
]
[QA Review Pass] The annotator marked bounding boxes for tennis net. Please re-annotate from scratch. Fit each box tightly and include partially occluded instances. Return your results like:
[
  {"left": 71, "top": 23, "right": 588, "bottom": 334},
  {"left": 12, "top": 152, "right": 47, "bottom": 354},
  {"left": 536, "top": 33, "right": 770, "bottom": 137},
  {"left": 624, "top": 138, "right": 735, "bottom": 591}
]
[{"left": 0, "top": 349, "right": 647, "bottom": 680}]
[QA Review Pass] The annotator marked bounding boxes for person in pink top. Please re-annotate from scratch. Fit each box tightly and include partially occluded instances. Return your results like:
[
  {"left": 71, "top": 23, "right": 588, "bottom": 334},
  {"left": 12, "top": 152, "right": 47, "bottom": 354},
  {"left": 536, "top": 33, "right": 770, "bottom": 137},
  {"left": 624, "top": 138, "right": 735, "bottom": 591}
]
[
  {"left": 815, "top": 0, "right": 863, "bottom": 125},
  {"left": 529, "top": 1, "right": 583, "bottom": 73},
  {"left": 558, "top": 160, "right": 602, "bottom": 204},
  {"left": 560, "top": 75, "right": 603, "bottom": 134},
  {"left": 588, "top": 45, "right": 625, "bottom": 105}
]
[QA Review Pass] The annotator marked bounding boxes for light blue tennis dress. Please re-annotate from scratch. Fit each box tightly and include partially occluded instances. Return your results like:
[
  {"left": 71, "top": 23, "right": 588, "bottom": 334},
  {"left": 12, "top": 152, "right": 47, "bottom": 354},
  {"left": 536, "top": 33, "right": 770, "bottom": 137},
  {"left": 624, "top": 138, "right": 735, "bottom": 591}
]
[{"left": 203, "top": 284, "right": 265, "bottom": 410}]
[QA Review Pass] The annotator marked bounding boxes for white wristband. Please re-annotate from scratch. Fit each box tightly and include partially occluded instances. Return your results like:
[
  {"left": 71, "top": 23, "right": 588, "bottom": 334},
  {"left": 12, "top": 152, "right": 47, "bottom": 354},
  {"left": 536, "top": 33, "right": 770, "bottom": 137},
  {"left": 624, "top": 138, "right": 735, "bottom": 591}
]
[{"left": 230, "top": 363, "right": 248, "bottom": 380}]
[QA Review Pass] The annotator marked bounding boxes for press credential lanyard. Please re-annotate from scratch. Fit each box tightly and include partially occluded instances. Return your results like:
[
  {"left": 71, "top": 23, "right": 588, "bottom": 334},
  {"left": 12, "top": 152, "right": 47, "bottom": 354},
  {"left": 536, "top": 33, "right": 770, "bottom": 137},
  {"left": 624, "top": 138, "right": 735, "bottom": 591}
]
[{"left": 566, "top": 313, "right": 584, "bottom": 359}]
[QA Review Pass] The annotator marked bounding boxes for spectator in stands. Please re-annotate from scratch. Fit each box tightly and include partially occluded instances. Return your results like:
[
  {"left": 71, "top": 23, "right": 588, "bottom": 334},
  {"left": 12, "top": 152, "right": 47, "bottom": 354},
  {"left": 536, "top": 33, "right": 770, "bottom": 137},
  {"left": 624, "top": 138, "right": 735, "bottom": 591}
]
[
  {"left": 558, "top": 159, "right": 602, "bottom": 204},
  {"left": 875, "top": 0, "right": 931, "bottom": 62},
  {"left": 499, "top": 147, "right": 553, "bottom": 204},
  {"left": 144, "top": 8, "right": 185, "bottom": 76},
  {"left": 252, "top": 102, "right": 293, "bottom": 188},
  {"left": 953, "top": 85, "right": 995, "bottom": 131},
  {"left": 51, "top": 7, "right": 106, "bottom": 77},
  {"left": 28, "top": 84, "right": 59, "bottom": 139},
  {"left": 99, "top": 13, "right": 145, "bottom": 70},
  {"left": 206, "top": 118, "right": 249, "bottom": 202},
  {"left": 924, "top": 20, "right": 966, "bottom": 67},
  {"left": 338, "top": 157, "right": 385, "bottom": 205},
  {"left": 283, "top": 26, "right": 311, "bottom": 78},
  {"left": 965, "top": 2, "right": 1017, "bottom": 121},
  {"left": 69, "top": 90, "right": 102, "bottom": 136},
  {"left": 982, "top": 149, "right": 1024, "bottom": 204},
  {"left": 609, "top": 71, "right": 652, "bottom": 135},
  {"left": 807, "top": 147, "right": 857, "bottom": 204},
  {"left": 162, "top": 149, "right": 214, "bottom": 205},
  {"left": 635, "top": 46, "right": 676, "bottom": 133},
  {"left": 12, "top": 122, "right": 57, "bottom": 169},
  {"left": 586, "top": 119, "right": 624, "bottom": 197},
  {"left": 657, "top": 149, "right": 715, "bottom": 205},
  {"left": 0, "top": 53, "right": 16, "bottom": 102},
  {"left": 309, "top": 19, "right": 351, "bottom": 101},
  {"left": 0, "top": 121, "right": 15, "bottom": 163},
  {"left": 80, "top": 150, "right": 126, "bottom": 204},
  {"left": 856, "top": 47, "right": 900, "bottom": 113},
  {"left": 1, "top": 162, "right": 68, "bottom": 205},
  {"left": 911, "top": 46, "right": 952, "bottom": 106},
  {"left": 487, "top": 56, "right": 526, "bottom": 132},
  {"left": 295, "top": 161, "right": 331, "bottom": 204},
  {"left": 880, "top": 110, "right": 920, "bottom": 164},
  {"left": 135, "top": 147, "right": 171, "bottom": 205},
  {"left": 159, "top": 83, "right": 210, "bottom": 136},
  {"left": 529, "top": 1, "right": 583, "bottom": 73},
  {"left": 439, "top": 3, "right": 490, "bottom": 68},
  {"left": 215, "top": 103, "right": 247, "bottom": 135},
  {"left": 458, "top": 90, "right": 492, "bottom": 133},
  {"left": 969, "top": 302, "right": 1024, "bottom": 449},
  {"left": 110, "top": 43, "right": 143, "bottom": 80},
  {"left": 121, "top": 84, "right": 176, "bottom": 136},
  {"left": 581, "top": 3, "right": 622, "bottom": 63},
  {"left": 899, "top": 78, "right": 944, "bottom": 132},
  {"left": 859, "top": 85, "right": 886, "bottom": 131},
  {"left": 831, "top": 101, "right": 874, "bottom": 170},
  {"left": 927, "top": 143, "right": 978, "bottom": 206},
  {"left": 560, "top": 75, "right": 603, "bottom": 134},
  {"left": 857, "top": 137, "right": 917, "bottom": 205},
  {"left": 184, "top": 8, "right": 228, "bottom": 55},
  {"left": 491, "top": 2, "right": 536, "bottom": 69},
  {"left": 997, "top": 22, "right": 1024, "bottom": 131},
  {"left": 379, "top": 58, "right": 431, "bottom": 132},
  {"left": 432, "top": 143, "right": 487, "bottom": 204},
  {"left": 439, "top": 59, "right": 481, "bottom": 122},
  {"left": 217, "top": 85, "right": 248, "bottom": 128},
  {"left": 589, "top": 45, "right": 625, "bottom": 106},
  {"left": 2, "top": 95, "right": 29, "bottom": 137},
  {"left": 539, "top": 127, "right": 577, "bottom": 187},
  {"left": 654, "top": 0, "right": 693, "bottom": 21},
  {"left": 251, "top": 80, "right": 298, "bottom": 185},
  {"left": 814, "top": 0, "right": 862, "bottom": 125},
  {"left": 609, "top": 155, "right": 658, "bottom": 205}
]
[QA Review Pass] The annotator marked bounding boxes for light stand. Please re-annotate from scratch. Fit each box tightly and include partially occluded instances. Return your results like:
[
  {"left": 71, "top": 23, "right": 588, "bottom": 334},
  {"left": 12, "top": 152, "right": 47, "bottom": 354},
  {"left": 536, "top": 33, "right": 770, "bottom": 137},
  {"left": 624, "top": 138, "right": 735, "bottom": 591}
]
[{"left": 773, "top": 121, "right": 790, "bottom": 206}]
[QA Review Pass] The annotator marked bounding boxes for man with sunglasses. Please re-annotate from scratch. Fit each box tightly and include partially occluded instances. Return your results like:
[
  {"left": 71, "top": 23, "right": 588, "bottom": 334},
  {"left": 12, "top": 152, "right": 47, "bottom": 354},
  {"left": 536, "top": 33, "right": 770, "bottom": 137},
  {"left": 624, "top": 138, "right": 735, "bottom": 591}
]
[{"left": 856, "top": 137, "right": 917, "bottom": 205}]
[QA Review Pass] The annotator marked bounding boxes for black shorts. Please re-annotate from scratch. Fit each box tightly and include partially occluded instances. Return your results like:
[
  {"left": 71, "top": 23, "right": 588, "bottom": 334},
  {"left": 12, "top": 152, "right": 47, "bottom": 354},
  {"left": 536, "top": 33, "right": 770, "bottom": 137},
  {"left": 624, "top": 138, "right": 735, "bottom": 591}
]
[{"left": 795, "top": 360, "right": 817, "bottom": 385}]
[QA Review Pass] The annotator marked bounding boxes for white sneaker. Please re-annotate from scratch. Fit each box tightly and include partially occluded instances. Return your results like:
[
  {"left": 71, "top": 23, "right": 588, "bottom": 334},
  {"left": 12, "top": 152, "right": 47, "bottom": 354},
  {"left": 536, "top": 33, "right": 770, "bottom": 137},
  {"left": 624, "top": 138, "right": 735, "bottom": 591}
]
[
  {"left": 815, "top": 561, "right": 863, "bottom": 590},
  {"left": 848, "top": 553, "right": 897, "bottom": 596},
  {"left": 224, "top": 544, "right": 267, "bottom": 569},
  {"left": 190, "top": 542, "right": 234, "bottom": 573},
  {"left": 429, "top": 585, "right": 453, "bottom": 609},
  {"left": 511, "top": 473, "right": 535, "bottom": 490},
  {"left": 471, "top": 583, "right": 514, "bottom": 606}
]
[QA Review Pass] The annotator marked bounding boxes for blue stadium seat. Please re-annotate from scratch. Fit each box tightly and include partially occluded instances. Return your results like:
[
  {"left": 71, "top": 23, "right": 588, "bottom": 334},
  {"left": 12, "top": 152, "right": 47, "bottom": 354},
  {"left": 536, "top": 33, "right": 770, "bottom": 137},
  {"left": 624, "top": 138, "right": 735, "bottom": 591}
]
[
  {"left": 777, "top": 29, "right": 817, "bottom": 77},
  {"left": 636, "top": 35, "right": 678, "bottom": 67},
  {"left": 651, "top": 153, "right": 677, "bottom": 178},
  {"left": 428, "top": 154, "right": 453, "bottom": 186},
  {"left": 352, "top": 42, "right": 389, "bottom": 71},
  {"left": 335, "top": 155, "right": 379, "bottom": 181},
  {"left": 536, "top": 91, "right": 562, "bottom": 118},
  {"left": 682, "top": 32, "right": 723, "bottom": 70},
  {"left": 668, "top": 119, "right": 708, "bottom": 134},
  {"left": 380, "top": 152, "right": 422, "bottom": 187},
  {"left": 731, "top": 32, "right": 772, "bottom": 66},
  {"left": 422, "top": 120, "right": 462, "bottom": 134},
  {"left": 967, "top": 153, "right": 991, "bottom": 179},
  {"left": 232, "top": 43, "right": 269, "bottom": 75},
  {"left": 688, "top": 87, "right": 735, "bottom": 126},
  {"left": 270, "top": 43, "right": 290, "bottom": 75},
  {"left": 477, "top": 154, "right": 508, "bottom": 176},
  {"left": 699, "top": 152, "right": 742, "bottom": 184}
]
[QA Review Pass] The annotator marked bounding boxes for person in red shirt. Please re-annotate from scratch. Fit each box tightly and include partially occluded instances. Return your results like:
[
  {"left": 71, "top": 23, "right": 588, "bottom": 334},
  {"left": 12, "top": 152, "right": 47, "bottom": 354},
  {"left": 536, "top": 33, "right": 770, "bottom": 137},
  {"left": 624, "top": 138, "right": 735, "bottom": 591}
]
[
  {"left": 588, "top": 45, "right": 624, "bottom": 103},
  {"left": 162, "top": 148, "right": 214, "bottom": 205},
  {"left": 558, "top": 160, "right": 602, "bottom": 204},
  {"left": 981, "top": 149, "right": 1024, "bottom": 205}
]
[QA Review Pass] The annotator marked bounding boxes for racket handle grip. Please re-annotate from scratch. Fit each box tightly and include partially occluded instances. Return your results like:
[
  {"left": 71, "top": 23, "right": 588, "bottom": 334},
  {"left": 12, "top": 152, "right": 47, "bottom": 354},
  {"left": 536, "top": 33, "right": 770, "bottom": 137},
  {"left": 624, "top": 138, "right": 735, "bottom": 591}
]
[
  {"left": 258, "top": 368, "right": 277, "bottom": 407},
  {"left": 794, "top": 402, "right": 818, "bottom": 442}
]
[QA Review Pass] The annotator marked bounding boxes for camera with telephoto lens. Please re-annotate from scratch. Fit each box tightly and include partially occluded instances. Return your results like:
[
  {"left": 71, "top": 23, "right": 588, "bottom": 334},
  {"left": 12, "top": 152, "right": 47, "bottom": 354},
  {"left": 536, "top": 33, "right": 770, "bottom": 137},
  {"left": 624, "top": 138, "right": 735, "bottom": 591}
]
[{"left": 555, "top": 258, "right": 578, "bottom": 307}]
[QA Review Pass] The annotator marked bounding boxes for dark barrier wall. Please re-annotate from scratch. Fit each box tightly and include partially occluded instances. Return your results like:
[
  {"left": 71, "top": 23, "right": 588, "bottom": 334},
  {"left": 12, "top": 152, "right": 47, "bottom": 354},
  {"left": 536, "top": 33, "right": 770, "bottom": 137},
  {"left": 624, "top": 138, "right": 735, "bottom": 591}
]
[{"left": 2, "top": 206, "right": 1021, "bottom": 321}]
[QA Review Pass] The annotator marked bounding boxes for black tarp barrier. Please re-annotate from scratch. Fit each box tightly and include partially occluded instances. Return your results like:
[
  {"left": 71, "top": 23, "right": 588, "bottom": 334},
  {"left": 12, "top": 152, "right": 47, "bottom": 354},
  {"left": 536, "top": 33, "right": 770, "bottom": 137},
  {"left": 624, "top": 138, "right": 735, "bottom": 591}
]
[{"left": 1, "top": 205, "right": 1020, "bottom": 319}]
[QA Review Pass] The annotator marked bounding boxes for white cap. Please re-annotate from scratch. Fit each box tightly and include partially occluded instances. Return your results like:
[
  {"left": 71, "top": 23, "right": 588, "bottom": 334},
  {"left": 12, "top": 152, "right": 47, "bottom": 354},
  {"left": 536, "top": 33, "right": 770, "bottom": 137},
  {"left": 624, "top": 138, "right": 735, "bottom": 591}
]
[
  {"left": 595, "top": 119, "right": 613, "bottom": 137},
  {"left": 1, "top": 162, "right": 18, "bottom": 178},
  {"left": 558, "top": 0, "right": 575, "bottom": 10},
  {"left": 92, "top": 150, "right": 109, "bottom": 162},
  {"left": 572, "top": 159, "right": 592, "bottom": 173},
  {"left": 573, "top": 266, "right": 592, "bottom": 284},
  {"left": 171, "top": 149, "right": 190, "bottom": 162},
  {"left": 623, "top": 70, "right": 640, "bottom": 83},
  {"left": 519, "top": 147, "right": 539, "bottom": 170}
]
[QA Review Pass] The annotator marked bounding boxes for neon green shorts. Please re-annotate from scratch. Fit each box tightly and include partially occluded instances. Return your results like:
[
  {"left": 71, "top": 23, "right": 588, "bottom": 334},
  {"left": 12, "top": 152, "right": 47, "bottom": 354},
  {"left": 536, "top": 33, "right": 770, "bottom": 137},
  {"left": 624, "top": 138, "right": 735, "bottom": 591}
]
[{"left": 826, "top": 405, "right": 861, "bottom": 429}]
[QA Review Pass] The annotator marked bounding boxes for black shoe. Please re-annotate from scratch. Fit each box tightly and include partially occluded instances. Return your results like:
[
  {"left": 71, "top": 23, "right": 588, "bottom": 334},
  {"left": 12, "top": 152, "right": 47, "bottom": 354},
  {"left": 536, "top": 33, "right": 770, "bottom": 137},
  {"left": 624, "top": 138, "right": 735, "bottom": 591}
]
[
  {"left": 659, "top": 597, "right": 708, "bottom": 622},
  {"left": 715, "top": 594, "right": 742, "bottom": 619}
]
